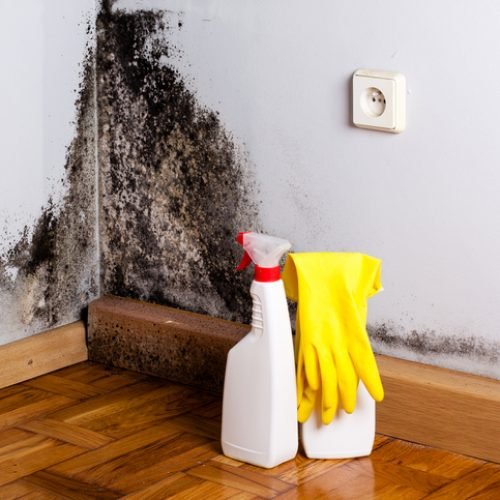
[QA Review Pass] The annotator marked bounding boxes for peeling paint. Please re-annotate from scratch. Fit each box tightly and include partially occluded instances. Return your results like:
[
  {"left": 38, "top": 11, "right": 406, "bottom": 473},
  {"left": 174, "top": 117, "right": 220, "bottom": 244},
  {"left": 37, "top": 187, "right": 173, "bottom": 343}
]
[
  {"left": 97, "top": 1, "right": 260, "bottom": 323},
  {"left": 0, "top": 42, "right": 98, "bottom": 342},
  {"left": 369, "top": 322, "right": 500, "bottom": 379}
]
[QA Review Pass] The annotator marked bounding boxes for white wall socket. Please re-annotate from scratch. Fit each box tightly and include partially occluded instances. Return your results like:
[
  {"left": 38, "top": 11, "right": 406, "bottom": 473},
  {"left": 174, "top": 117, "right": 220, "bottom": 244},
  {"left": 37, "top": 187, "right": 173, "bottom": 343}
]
[{"left": 353, "top": 69, "right": 406, "bottom": 133}]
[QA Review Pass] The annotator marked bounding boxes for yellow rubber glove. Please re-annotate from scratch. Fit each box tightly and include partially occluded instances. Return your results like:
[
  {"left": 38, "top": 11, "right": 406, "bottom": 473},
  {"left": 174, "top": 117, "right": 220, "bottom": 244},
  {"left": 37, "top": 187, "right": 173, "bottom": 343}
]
[{"left": 282, "top": 252, "right": 384, "bottom": 425}]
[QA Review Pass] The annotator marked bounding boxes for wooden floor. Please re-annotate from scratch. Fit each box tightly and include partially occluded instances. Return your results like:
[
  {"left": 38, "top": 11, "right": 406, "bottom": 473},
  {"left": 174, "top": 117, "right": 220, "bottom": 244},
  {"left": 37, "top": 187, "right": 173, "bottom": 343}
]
[{"left": 0, "top": 362, "right": 498, "bottom": 499}]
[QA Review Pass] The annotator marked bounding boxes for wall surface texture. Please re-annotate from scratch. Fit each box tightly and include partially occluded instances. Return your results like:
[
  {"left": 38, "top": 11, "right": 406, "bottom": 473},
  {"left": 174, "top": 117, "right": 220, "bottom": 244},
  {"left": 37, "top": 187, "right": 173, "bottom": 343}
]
[
  {"left": 104, "top": 0, "right": 500, "bottom": 379},
  {"left": 2, "top": 0, "right": 498, "bottom": 380},
  {"left": 0, "top": 0, "right": 98, "bottom": 344},
  {"left": 97, "top": 2, "right": 260, "bottom": 323}
]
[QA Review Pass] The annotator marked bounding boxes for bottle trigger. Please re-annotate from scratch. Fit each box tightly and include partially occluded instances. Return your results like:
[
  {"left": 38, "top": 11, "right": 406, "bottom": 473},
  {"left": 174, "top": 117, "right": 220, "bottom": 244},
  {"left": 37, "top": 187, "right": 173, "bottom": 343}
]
[{"left": 236, "top": 251, "right": 252, "bottom": 271}]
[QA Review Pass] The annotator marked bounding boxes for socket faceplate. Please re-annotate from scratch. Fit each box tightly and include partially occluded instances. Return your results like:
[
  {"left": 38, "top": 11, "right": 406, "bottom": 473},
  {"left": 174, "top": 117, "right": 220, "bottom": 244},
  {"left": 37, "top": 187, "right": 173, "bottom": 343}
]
[{"left": 353, "top": 69, "right": 406, "bottom": 133}]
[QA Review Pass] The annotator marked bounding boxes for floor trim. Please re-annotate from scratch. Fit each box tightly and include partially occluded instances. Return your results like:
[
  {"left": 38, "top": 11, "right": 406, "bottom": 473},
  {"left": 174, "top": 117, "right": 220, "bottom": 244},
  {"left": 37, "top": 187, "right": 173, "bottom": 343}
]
[
  {"left": 376, "top": 355, "right": 500, "bottom": 463},
  {"left": 87, "top": 295, "right": 248, "bottom": 393},
  {"left": 88, "top": 295, "right": 500, "bottom": 462},
  {"left": 0, "top": 321, "right": 88, "bottom": 389}
]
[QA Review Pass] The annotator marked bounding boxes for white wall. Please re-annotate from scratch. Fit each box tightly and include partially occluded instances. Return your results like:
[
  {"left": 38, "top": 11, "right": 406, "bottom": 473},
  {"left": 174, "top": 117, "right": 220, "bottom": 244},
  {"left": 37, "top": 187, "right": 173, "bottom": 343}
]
[
  {"left": 115, "top": 0, "right": 500, "bottom": 378},
  {"left": 0, "top": 0, "right": 94, "bottom": 253},
  {"left": 0, "top": 0, "right": 96, "bottom": 342}
]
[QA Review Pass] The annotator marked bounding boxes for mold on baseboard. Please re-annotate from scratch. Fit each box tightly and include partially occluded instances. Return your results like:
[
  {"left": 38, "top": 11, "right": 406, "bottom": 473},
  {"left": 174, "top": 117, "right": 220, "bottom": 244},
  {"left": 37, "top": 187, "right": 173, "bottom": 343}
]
[
  {"left": 97, "top": 1, "right": 260, "bottom": 324},
  {"left": 88, "top": 295, "right": 249, "bottom": 393}
]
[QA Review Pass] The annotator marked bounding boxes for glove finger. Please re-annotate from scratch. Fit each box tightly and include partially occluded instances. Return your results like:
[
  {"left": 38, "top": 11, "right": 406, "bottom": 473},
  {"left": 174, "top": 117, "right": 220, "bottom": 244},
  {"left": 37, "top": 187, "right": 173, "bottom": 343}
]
[
  {"left": 316, "top": 346, "right": 336, "bottom": 409},
  {"left": 317, "top": 348, "right": 338, "bottom": 425},
  {"left": 348, "top": 310, "right": 384, "bottom": 402},
  {"left": 322, "top": 405, "right": 336, "bottom": 425},
  {"left": 321, "top": 315, "right": 358, "bottom": 413},
  {"left": 333, "top": 345, "right": 358, "bottom": 413},
  {"left": 351, "top": 341, "right": 384, "bottom": 402},
  {"left": 303, "top": 344, "right": 320, "bottom": 391},
  {"left": 296, "top": 349, "right": 307, "bottom": 406},
  {"left": 297, "top": 384, "right": 316, "bottom": 423}
]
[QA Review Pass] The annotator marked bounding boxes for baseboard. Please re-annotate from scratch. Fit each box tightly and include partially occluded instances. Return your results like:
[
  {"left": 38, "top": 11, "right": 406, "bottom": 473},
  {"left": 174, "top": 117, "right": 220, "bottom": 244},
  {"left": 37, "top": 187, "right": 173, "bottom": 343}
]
[
  {"left": 87, "top": 295, "right": 248, "bottom": 393},
  {"left": 88, "top": 295, "right": 500, "bottom": 463},
  {"left": 0, "top": 321, "right": 88, "bottom": 389},
  {"left": 376, "top": 355, "right": 500, "bottom": 463}
]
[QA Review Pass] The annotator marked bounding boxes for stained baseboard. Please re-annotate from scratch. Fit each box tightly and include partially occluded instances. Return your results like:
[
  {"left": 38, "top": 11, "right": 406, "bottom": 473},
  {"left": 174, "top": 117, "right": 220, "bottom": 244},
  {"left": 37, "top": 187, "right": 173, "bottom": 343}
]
[
  {"left": 0, "top": 321, "right": 88, "bottom": 389},
  {"left": 87, "top": 295, "right": 248, "bottom": 393},
  {"left": 88, "top": 295, "right": 500, "bottom": 463}
]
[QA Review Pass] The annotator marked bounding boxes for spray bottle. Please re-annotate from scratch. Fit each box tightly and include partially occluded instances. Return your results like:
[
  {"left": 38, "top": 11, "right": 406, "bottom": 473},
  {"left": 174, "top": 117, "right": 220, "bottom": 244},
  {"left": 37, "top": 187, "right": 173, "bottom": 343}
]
[{"left": 221, "top": 232, "right": 298, "bottom": 468}]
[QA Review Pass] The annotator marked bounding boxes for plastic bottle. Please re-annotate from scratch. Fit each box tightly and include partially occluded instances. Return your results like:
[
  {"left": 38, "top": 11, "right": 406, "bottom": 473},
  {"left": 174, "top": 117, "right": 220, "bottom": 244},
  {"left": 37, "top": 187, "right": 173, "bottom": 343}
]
[
  {"left": 301, "top": 382, "right": 375, "bottom": 459},
  {"left": 221, "top": 232, "right": 298, "bottom": 468}
]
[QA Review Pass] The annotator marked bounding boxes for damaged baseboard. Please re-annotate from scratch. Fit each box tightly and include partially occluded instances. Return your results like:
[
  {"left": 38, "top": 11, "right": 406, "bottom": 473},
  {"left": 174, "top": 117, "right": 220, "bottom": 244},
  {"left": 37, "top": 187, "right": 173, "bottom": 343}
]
[
  {"left": 0, "top": 321, "right": 88, "bottom": 389},
  {"left": 87, "top": 295, "right": 248, "bottom": 394},
  {"left": 88, "top": 295, "right": 500, "bottom": 463}
]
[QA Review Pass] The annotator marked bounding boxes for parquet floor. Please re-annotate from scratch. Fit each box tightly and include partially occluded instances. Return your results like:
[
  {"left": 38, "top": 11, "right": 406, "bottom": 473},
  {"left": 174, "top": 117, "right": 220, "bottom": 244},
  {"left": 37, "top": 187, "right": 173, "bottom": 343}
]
[{"left": 0, "top": 362, "right": 498, "bottom": 499}]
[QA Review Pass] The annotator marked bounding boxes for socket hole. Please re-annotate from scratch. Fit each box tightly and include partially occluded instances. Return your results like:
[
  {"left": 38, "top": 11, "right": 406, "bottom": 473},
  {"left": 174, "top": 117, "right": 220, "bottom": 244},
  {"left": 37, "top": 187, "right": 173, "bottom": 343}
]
[{"left": 361, "top": 87, "right": 386, "bottom": 118}]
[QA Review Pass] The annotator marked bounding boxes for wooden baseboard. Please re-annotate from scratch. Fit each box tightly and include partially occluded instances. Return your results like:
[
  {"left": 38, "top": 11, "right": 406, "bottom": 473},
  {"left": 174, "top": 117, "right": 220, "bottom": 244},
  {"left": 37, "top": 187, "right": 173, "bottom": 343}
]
[
  {"left": 0, "top": 321, "right": 88, "bottom": 389},
  {"left": 87, "top": 295, "right": 248, "bottom": 393},
  {"left": 88, "top": 295, "right": 500, "bottom": 463},
  {"left": 376, "top": 355, "right": 500, "bottom": 463}
]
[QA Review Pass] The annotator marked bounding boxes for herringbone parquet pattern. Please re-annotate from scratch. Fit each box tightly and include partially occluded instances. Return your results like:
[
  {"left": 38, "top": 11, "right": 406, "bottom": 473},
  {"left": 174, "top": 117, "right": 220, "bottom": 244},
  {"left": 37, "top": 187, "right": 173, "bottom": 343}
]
[{"left": 0, "top": 362, "right": 498, "bottom": 498}]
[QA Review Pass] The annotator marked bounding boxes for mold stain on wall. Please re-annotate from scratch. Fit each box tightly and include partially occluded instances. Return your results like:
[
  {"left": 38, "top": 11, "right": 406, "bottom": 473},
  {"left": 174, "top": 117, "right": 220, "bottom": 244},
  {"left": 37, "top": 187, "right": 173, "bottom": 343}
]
[
  {"left": 0, "top": 45, "right": 98, "bottom": 343},
  {"left": 97, "top": 1, "right": 260, "bottom": 323},
  {"left": 369, "top": 322, "right": 500, "bottom": 379},
  {"left": 83, "top": 1, "right": 497, "bottom": 379}
]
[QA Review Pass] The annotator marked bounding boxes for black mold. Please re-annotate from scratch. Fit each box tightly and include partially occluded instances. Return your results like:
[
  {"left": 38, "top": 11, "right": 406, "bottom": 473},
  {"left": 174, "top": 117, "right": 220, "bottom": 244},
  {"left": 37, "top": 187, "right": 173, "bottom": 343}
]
[
  {"left": 0, "top": 39, "right": 98, "bottom": 331},
  {"left": 97, "top": 2, "right": 260, "bottom": 322},
  {"left": 23, "top": 200, "right": 58, "bottom": 277},
  {"left": 369, "top": 322, "right": 499, "bottom": 367}
]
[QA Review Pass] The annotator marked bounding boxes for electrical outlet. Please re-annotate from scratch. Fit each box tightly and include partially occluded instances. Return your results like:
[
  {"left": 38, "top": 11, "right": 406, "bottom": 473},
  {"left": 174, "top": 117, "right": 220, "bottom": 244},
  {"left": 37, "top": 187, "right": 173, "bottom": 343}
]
[{"left": 353, "top": 69, "right": 406, "bottom": 133}]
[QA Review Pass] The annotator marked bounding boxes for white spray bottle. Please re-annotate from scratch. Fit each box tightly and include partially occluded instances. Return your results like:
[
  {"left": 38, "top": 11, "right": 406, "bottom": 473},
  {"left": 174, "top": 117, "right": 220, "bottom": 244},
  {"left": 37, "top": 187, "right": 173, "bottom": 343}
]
[{"left": 221, "top": 232, "right": 298, "bottom": 468}]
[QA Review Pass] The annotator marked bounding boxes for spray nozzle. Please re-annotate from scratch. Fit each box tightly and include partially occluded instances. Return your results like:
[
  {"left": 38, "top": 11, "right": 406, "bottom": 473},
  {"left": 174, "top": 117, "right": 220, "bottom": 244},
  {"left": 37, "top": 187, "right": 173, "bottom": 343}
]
[
  {"left": 235, "top": 232, "right": 291, "bottom": 282},
  {"left": 236, "top": 232, "right": 252, "bottom": 270}
]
